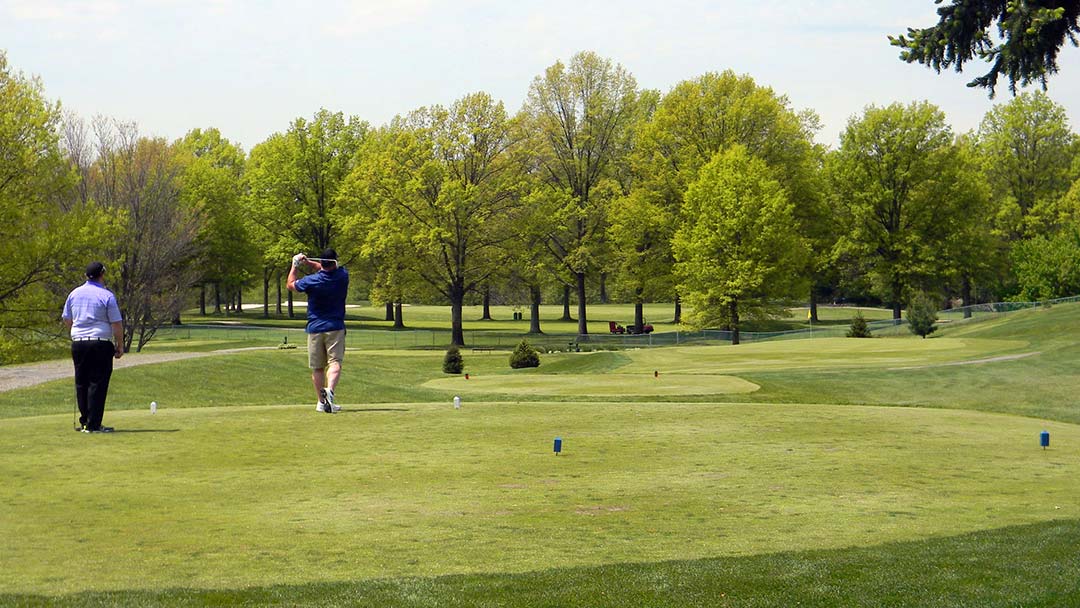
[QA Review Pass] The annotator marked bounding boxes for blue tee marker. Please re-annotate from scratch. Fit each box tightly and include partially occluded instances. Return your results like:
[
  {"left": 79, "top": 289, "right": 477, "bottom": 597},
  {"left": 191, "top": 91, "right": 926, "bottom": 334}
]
[
  {"left": 1041, "top": 430, "right": 1050, "bottom": 449},
  {"left": 554, "top": 437, "right": 562, "bottom": 455}
]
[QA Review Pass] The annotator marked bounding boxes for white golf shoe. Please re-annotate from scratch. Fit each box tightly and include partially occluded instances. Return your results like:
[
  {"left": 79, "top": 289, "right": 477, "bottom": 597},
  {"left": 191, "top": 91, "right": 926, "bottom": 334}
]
[{"left": 322, "top": 388, "right": 340, "bottom": 412}]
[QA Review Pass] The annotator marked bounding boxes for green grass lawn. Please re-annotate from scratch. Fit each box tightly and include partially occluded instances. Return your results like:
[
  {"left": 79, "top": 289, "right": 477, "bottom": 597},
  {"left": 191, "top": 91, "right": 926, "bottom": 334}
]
[
  {"left": 3, "top": 402, "right": 1077, "bottom": 596},
  {"left": 2, "top": 302, "right": 1079, "bottom": 605}
]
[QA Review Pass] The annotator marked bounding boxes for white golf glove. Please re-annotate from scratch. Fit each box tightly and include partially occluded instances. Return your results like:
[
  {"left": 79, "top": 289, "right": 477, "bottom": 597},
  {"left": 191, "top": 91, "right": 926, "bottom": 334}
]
[{"left": 292, "top": 253, "right": 307, "bottom": 267}]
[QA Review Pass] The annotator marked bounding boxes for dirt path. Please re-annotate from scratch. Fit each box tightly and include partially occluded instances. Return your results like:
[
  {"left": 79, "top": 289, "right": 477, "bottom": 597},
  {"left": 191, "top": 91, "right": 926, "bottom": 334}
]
[{"left": 0, "top": 347, "right": 275, "bottom": 393}]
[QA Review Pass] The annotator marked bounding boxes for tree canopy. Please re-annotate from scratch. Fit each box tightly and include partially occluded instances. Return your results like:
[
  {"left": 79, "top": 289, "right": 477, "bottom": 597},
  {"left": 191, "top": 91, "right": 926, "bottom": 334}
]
[{"left": 673, "top": 146, "right": 808, "bottom": 343}]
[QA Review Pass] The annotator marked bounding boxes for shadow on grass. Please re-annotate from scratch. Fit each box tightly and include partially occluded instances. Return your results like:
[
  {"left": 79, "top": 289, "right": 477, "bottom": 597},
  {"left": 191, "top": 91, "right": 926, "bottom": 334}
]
[
  {"left": 111, "top": 429, "right": 182, "bottom": 433},
  {"left": 337, "top": 408, "right": 410, "bottom": 413},
  {"left": 7, "top": 519, "right": 1079, "bottom": 607}
]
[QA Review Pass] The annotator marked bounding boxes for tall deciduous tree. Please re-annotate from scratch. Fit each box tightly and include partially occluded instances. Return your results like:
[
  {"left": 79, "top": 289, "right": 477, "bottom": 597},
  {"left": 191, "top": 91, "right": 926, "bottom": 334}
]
[
  {"left": 0, "top": 52, "right": 98, "bottom": 361},
  {"left": 977, "top": 91, "right": 1078, "bottom": 239},
  {"left": 940, "top": 136, "right": 1003, "bottom": 314},
  {"left": 523, "top": 51, "right": 639, "bottom": 336},
  {"left": 176, "top": 128, "right": 253, "bottom": 315},
  {"left": 892, "top": 1, "right": 1080, "bottom": 94},
  {"left": 673, "top": 146, "right": 808, "bottom": 344},
  {"left": 632, "top": 71, "right": 828, "bottom": 322},
  {"left": 350, "top": 93, "right": 525, "bottom": 346},
  {"left": 87, "top": 119, "right": 201, "bottom": 351},
  {"left": 828, "top": 102, "right": 969, "bottom": 319}
]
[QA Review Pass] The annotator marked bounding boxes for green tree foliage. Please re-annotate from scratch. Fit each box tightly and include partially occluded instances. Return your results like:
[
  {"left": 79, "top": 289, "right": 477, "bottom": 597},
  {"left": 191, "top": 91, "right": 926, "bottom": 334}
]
[
  {"left": 523, "top": 51, "right": 639, "bottom": 336},
  {"left": 939, "top": 135, "right": 1003, "bottom": 312},
  {"left": 891, "top": 1, "right": 1080, "bottom": 94},
  {"left": 607, "top": 190, "right": 671, "bottom": 333},
  {"left": 245, "top": 109, "right": 367, "bottom": 262},
  {"left": 1011, "top": 224, "right": 1080, "bottom": 300},
  {"left": 632, "top": 71, "right": 828, "bottom": 320},
  {"left": 176, "top": 128, "right": 254, "bottom": 314},
  {"left": 977, "top": 91, "right": 1078, "bottom": 239},
  {"left": 907, "top": 294, "right": 940, "bottom": 338},
  {"left": 442, "top": 345, "right": 464, "bottom": 374},
  {"left": 0, "top": 53, "right": 103, "bottom": 361},
  {"left": 509, "top": 338, "right": 541, "bottom": 369},
  {"left": 828, "top": 102, "right": 974, "bottom": 319},
  {"left": 673, "top": 146, "right": 808, "bottom": 344},
  {"left": 348, "top": 93, "right": 525, "bottom": 346},
  {"left": 847, "top": 311, "right": 873, "bottom": 338}
]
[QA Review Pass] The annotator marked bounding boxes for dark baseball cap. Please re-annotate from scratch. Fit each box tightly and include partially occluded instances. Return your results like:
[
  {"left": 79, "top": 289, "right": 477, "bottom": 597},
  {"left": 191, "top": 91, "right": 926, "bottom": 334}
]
[
  {"left": 320, "top": 248, "right": 338, "bottom": 265},
  {"left": 85, "top": 262, "right": 106, "bottom": 279}
]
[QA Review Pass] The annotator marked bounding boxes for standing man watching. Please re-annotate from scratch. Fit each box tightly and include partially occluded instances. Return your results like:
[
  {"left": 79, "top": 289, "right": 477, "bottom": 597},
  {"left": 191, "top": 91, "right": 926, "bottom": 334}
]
[
  {"left": 62, "top": 262, "right": 124, "bottom": 433},
  {"left": 287, "top": 248, "right": 349, "bottom": 413}
]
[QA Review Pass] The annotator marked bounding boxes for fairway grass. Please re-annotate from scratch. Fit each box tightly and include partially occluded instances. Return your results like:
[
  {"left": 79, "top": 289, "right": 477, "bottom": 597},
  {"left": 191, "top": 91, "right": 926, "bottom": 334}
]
[
  {"left": 4, "top": 302, "right": 1080, "bottom": 605},
  {"left": 2, "top": 401, "right": 1077, "bottom": 595},
  {"left": 422, "top": 373, "right": 760, "bottom": 396}
]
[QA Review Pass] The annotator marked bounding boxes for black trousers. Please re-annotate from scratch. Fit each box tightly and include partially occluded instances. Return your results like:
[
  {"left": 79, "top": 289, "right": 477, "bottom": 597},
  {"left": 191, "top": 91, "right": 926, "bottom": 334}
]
[{"left": 72, "top": 340, "right": 115, "bottom": 430}]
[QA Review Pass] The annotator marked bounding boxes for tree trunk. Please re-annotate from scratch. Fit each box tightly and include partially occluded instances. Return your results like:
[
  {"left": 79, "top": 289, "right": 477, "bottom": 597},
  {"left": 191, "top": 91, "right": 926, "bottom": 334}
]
[
  {"left": 809, "top": 287, "right": 819, "bottom": 323},
  {"left": 962, "top": 276, "right": 973, "bottom": 319},
  {"left": 599, "top": 273, "right": 609, "bottom": 304},
  {"left": 634, "top": 301, "right": 644, "bottom": 333},
  {"left": 214, "top": 282, "right": 222, "bottom": 314},
  {"left": 262, "top": 269, "right": 270, "bottom": 319},
  {"left": 892, "top": 279, "right": 903, "bottom": 320},
  {"left": 674, "top": 294, "right": 682, "bottom": 325},
  {"left": 730, "top": 300, "right": 740, "bottom": 345},
  {"left": 199, "top": 284, "right": 206, "bottom": 316},
  {"left": 576, "top": 272, "right": 588, "bottom": 336},
  {"left": 481, "top": 285, "right": 492, "bottom": 320},
  {"left": 529, "top": 285, "right": 542, "bottom": 334},
  {"left": 276, "top": 271, "right": 283, "bottom": 315},
  {"left": 561, "top": 285, "right": 573, "bottom": 321},
  {"left": 287, "top": 290, "right": 294, "bottom": 318},
  {"left": 394, "top": 299, "right": 405, "bottom": 329},
  {"left": 236, "top": 289, "right": 242, "bottom": 316},
  {"left": 385, "top": 302, "right": 394, "bottom": 321},
  {"left": 450, "top": 283, "right": 465, "bottom": 346}
]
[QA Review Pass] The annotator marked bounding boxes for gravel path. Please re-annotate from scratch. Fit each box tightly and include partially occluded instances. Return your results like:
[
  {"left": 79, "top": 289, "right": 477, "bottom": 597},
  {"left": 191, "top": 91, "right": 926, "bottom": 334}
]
[{"left": 0, "top": 347, "right": 275, "bottom": 393}]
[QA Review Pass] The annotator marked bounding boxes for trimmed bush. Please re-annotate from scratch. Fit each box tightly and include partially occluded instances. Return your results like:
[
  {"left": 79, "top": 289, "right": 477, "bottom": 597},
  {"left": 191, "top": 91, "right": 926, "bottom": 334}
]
[
  {"left": 847, "top": 311, "right": 872, "bottom": 338},
  {"left": 509, "top": 339, "right": 541, "bottom": 369},
  {"left": 443, "top": 345, "right": 464, "bottom": 374}
]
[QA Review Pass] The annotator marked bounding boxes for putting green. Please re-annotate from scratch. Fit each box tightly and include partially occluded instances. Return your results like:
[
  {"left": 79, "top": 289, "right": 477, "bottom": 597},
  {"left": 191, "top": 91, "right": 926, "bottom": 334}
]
[
  {"left": 422, "top": 372, "right": 759, "bottom": 395},
  {"left": 2, "top": 402, "right": 1077, "bottom": 595},
  {"left": 618, "top": 337, "right": 1031, "bottom": 374}
]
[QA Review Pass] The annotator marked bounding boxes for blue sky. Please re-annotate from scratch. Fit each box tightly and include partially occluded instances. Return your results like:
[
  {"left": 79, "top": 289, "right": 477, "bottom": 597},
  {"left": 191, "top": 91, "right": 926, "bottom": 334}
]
[{"left": 3, "top": 0, "right": 1080, "bottom": 151}]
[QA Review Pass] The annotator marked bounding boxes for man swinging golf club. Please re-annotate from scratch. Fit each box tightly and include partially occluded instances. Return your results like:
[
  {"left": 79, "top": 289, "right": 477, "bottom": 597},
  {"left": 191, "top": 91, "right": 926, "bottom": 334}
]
[{"left": 287, "top": 248, "right": 349, "bottom": 413}]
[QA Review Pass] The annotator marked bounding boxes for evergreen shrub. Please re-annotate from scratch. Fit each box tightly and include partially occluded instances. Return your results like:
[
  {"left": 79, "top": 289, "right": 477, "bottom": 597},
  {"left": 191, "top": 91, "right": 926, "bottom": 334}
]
[
  {"left": 443, "top": 345, "right": 464, "bottom": 374},
  {"left": 509, "top": 339, "right": 541, "bottom": 369}
]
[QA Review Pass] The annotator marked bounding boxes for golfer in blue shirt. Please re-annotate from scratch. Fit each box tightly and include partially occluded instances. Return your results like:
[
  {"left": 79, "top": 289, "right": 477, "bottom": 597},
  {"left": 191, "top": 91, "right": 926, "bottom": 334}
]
[
  {"left": 62, "top": 261, "right": 124, "bottom": 433},
  {"left": 287, "top": 248, "right": 350, "bottom": 413}
]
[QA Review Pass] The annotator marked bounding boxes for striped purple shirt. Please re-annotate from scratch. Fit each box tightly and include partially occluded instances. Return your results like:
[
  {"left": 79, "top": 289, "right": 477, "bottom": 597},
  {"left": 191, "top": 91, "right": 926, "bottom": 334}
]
[{"left": 62, "top": 281, "right": 123, "bottom": 340}]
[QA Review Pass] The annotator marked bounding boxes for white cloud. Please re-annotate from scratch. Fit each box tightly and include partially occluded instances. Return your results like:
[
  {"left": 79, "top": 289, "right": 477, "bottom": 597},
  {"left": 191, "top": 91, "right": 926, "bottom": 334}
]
[
  {"left": 2, "top": 0, "right": 120, "bottom": 21},
  {"left": 323, "top": 0, "right": 437, "bottom": 36}
]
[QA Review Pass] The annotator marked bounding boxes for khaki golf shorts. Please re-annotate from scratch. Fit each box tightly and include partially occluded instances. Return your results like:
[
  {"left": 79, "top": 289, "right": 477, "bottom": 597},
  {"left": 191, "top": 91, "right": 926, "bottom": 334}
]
[{"left": 308, "top": 330, "right": 346, "bottom": 369}]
